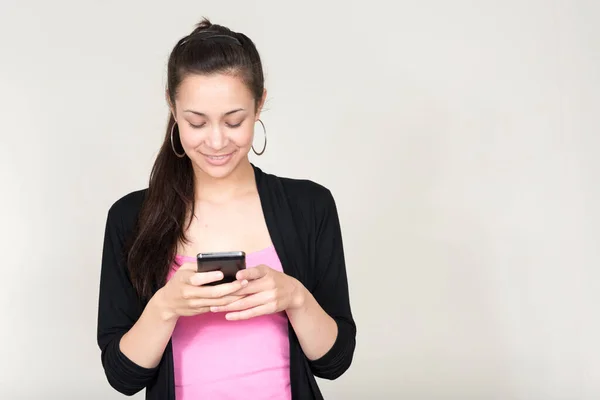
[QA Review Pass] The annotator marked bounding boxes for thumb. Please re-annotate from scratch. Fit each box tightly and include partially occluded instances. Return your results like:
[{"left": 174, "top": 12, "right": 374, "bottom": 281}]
[
  {"left": 176, "top": 262, "right": 197, "bottom": 282},
  {"left": 178, "top": 261, "right": 197, "bottom": 272}
]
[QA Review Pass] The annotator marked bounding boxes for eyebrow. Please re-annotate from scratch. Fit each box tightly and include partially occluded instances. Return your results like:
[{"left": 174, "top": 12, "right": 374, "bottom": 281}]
[{"left": 183, "top": 108, "right": 245, "bottom": 117}]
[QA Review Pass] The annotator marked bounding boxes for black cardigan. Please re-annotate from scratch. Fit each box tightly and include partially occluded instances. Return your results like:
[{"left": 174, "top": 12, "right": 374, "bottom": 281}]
[{"left": 96, "top": 165, "right": 356, "bottom": 399}]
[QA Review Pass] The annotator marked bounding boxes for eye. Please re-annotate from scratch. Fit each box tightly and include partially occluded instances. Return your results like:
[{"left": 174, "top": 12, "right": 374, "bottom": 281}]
[
  {"left": 226, "top": 121, "right": 243, "bottom": 128},
  {"left": 189, "top": 122, "right": 206, "bottom": 129}
]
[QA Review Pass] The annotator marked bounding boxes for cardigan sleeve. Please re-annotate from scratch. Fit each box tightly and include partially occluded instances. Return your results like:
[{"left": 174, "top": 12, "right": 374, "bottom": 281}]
[
  {"left": 307, "top": 188, "right": 357, "bottom": 380},
  {"left": 96, "top": 201, "right": 159, "bottom": 395}
]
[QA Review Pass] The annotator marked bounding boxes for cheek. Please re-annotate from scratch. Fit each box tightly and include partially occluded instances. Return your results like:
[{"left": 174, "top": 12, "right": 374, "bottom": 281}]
[
  {"left": 178, "top": 126, "right": 202, "bottom": 147},
  {"left": 230, "top": 125, "right": 255, "bottom": 147}
]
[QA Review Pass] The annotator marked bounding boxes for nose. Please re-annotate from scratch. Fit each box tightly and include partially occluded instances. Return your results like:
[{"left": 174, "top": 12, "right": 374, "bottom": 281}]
[{"left": 205, "top": 124, "right": 227, "bottom": 151}]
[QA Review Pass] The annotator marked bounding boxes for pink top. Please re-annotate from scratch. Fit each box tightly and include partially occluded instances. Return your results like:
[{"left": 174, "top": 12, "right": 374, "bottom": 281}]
[{"left": 166, "top": 246, "right": 291, "bottom": 400}]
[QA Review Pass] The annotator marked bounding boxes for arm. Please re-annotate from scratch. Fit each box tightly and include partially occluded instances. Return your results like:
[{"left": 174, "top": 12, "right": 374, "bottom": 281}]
[
  {"left": 97, "top": 203, "right": 170, "bottom": 395},
  {"left": 302, "top": 189, "right": 356, "bottom": 380},
  {"left": 118, "top": 292, "right": 177, "bottom": 369},
  {"left": 285, "top": 285, "right": 338, "bottom": 361}
]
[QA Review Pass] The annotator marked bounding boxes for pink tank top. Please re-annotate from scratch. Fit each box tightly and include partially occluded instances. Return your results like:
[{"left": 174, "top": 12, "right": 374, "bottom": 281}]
[{"left": 166, "top": 246, "right": 291, "bottom": 400}]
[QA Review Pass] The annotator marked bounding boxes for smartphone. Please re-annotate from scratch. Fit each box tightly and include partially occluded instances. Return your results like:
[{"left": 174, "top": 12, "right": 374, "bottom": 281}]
[{"left": 196, "top": 251, "right": 246, "bottom": 286}]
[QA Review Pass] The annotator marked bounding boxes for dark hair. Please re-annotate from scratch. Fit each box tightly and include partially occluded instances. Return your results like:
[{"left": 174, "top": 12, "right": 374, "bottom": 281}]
[{"left": 126, "top": 18, "right": 265, "bottom": 300}]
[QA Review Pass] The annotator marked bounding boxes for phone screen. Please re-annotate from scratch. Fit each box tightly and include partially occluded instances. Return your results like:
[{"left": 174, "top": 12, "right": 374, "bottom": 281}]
[{"left": 196, "top": 251, "right": 246, "bottom": 286}]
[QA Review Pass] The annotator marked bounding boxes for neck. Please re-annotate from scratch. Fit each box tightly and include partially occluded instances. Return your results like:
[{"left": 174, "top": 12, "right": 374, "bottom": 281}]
[{"left": 193, "top": 158, "right": 256, "bottom": 203}]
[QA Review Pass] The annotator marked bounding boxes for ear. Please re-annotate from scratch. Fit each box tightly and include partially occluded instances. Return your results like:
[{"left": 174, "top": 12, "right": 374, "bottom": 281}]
[
  {"left": 166, "top": 90, "right": 176, "bottom": 121},
  {"left": 255, "top": 89, "right": 267, "bottom": 120}
]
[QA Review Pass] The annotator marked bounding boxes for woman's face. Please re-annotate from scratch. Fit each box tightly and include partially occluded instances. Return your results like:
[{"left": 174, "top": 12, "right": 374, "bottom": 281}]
[{"left": 172, "top": 73, "right": 265, "bottom": 180}]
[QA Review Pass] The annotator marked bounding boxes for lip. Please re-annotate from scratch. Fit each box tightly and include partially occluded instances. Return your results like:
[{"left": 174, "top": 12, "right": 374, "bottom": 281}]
[{"left": 201, "top": 151, "right": 235, "bottom": 166}]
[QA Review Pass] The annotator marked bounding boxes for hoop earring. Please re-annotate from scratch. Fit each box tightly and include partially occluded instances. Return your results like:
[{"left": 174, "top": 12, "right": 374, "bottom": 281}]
[
  {"left": 252, "top": 119, "right": 267, "bottom": 156},
  {"left": 170, "top": 122, "right": 186, "bottom": 158}
]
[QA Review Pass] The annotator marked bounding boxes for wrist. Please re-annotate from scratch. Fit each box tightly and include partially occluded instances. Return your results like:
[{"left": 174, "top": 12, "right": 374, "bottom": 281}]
[
  {"left": 289, "top": 278, "right": 309, "bottom": 311},
  {"left": 150, "top": 288, "right": 177, "bottom": 323}
]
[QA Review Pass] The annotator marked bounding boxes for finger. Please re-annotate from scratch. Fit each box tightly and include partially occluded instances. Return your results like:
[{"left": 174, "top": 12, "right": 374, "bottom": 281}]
[
  {"left": 178, "top": 261, "right": 197, "bottom": 272},
  {"left": 225, "top": 303, "right": 276, "bottom": 321},
  {"left": 236, "top": 265, "right": 268, "bottom": 281},
  {"left": 189, "top": 295, "right": 244, "bottom": 309},
  {"left": 183, "top": 277, "right": 248, "bottom": 300},
  {"left": 230, "top": 278, "right": 271, "bottom": 296},
  {"left": 198, "top": 279, "right": 249, "bottom": 299},
  {"left": 179, "top": 306, "right": 210, "bottom": 316},
  {"left": 188, "top": 271, "right": 224, "bottom": 286},
  {"left": 175, "top": 263, "right": 197, "bottom": 283},
  {"left": 211, "top": 291, "right": 273, "bottom": 313}
]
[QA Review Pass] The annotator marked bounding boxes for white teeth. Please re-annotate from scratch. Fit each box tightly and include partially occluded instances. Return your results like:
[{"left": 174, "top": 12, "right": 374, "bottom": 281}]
[{"left": 208, "top": 155, "right": 227, "bottom": 160}]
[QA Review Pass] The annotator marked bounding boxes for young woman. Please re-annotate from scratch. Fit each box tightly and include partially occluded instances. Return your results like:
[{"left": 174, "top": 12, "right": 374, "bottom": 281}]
[{"left": 97, "top": 18, "right": 356, "bottom": 400}]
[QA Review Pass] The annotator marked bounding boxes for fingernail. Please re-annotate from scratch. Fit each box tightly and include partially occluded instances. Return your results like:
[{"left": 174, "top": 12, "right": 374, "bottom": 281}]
[
  {"left": 210, "top": 306, "right": 220, "bottom": 312},
  {"left": 241, "top": 279, "right": 248, "bottom": 287}
]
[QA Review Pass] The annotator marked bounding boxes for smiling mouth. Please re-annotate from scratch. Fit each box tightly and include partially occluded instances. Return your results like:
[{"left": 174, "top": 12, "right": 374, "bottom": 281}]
[
  {"left": 200, "top": 151, "right": 236, "bottom": 162},
  {"left": 200, "top": 151, "right": 234, "bottom": 160},
  {"left": 205, "top": 154, "right": 230, "bottom": 160}
]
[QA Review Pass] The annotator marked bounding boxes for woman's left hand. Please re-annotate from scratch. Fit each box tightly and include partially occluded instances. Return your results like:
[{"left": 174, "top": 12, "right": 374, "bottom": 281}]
[{"left": 210, "top": 265, "right": 306, "bottom": 320}]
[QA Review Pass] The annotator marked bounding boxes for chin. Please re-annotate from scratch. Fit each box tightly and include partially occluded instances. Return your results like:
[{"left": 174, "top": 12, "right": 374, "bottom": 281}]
[{"left": 203, "top": 165, "right": 237, "bottom": 179}]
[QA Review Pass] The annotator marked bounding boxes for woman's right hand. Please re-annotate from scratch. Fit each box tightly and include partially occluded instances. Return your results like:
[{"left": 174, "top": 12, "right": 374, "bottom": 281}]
[{"left": 153, "top": 262, "right": 248, "bottom": 321}]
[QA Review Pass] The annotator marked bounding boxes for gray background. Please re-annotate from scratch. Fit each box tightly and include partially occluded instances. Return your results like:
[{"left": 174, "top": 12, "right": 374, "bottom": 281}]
[{"left": 0, "top": 0, "right": 598, "bottom": 399}]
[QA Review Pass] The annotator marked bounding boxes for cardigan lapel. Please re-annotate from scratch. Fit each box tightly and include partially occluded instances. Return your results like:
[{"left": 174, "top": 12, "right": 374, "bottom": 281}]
[
  {"left": 253, "top": 164, "right": 314, "bottom": 400},
  {"left": 253, "top": 164, "right": 307, "bottom": 284}
]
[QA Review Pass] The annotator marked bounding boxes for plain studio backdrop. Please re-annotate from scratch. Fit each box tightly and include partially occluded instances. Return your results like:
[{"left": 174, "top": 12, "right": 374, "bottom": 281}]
[{"left": 0, "top": 1, "right": 598, "bottom": 399}]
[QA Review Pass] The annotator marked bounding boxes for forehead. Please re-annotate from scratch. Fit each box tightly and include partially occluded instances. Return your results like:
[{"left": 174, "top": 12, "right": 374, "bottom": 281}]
[{"left": 175, "top": 73, "right": 254, "bottom": 111}]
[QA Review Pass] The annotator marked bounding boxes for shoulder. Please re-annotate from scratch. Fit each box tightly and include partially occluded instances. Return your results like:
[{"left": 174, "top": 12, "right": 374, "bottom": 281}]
[
  {"left": 258, "top": 167, "right": 336, "bottom": 209},
  {"left": 256, "top": 168, "right": 341, "bottom": 235},
  {"left": 281, "top": 177, "right": 334, "bottom": 204},
  {"left": 108, "top": 188, "right": 147, "bottom": 217},
  {"left": 106, "top": 188, "right": 148, "bottom": 231}
]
